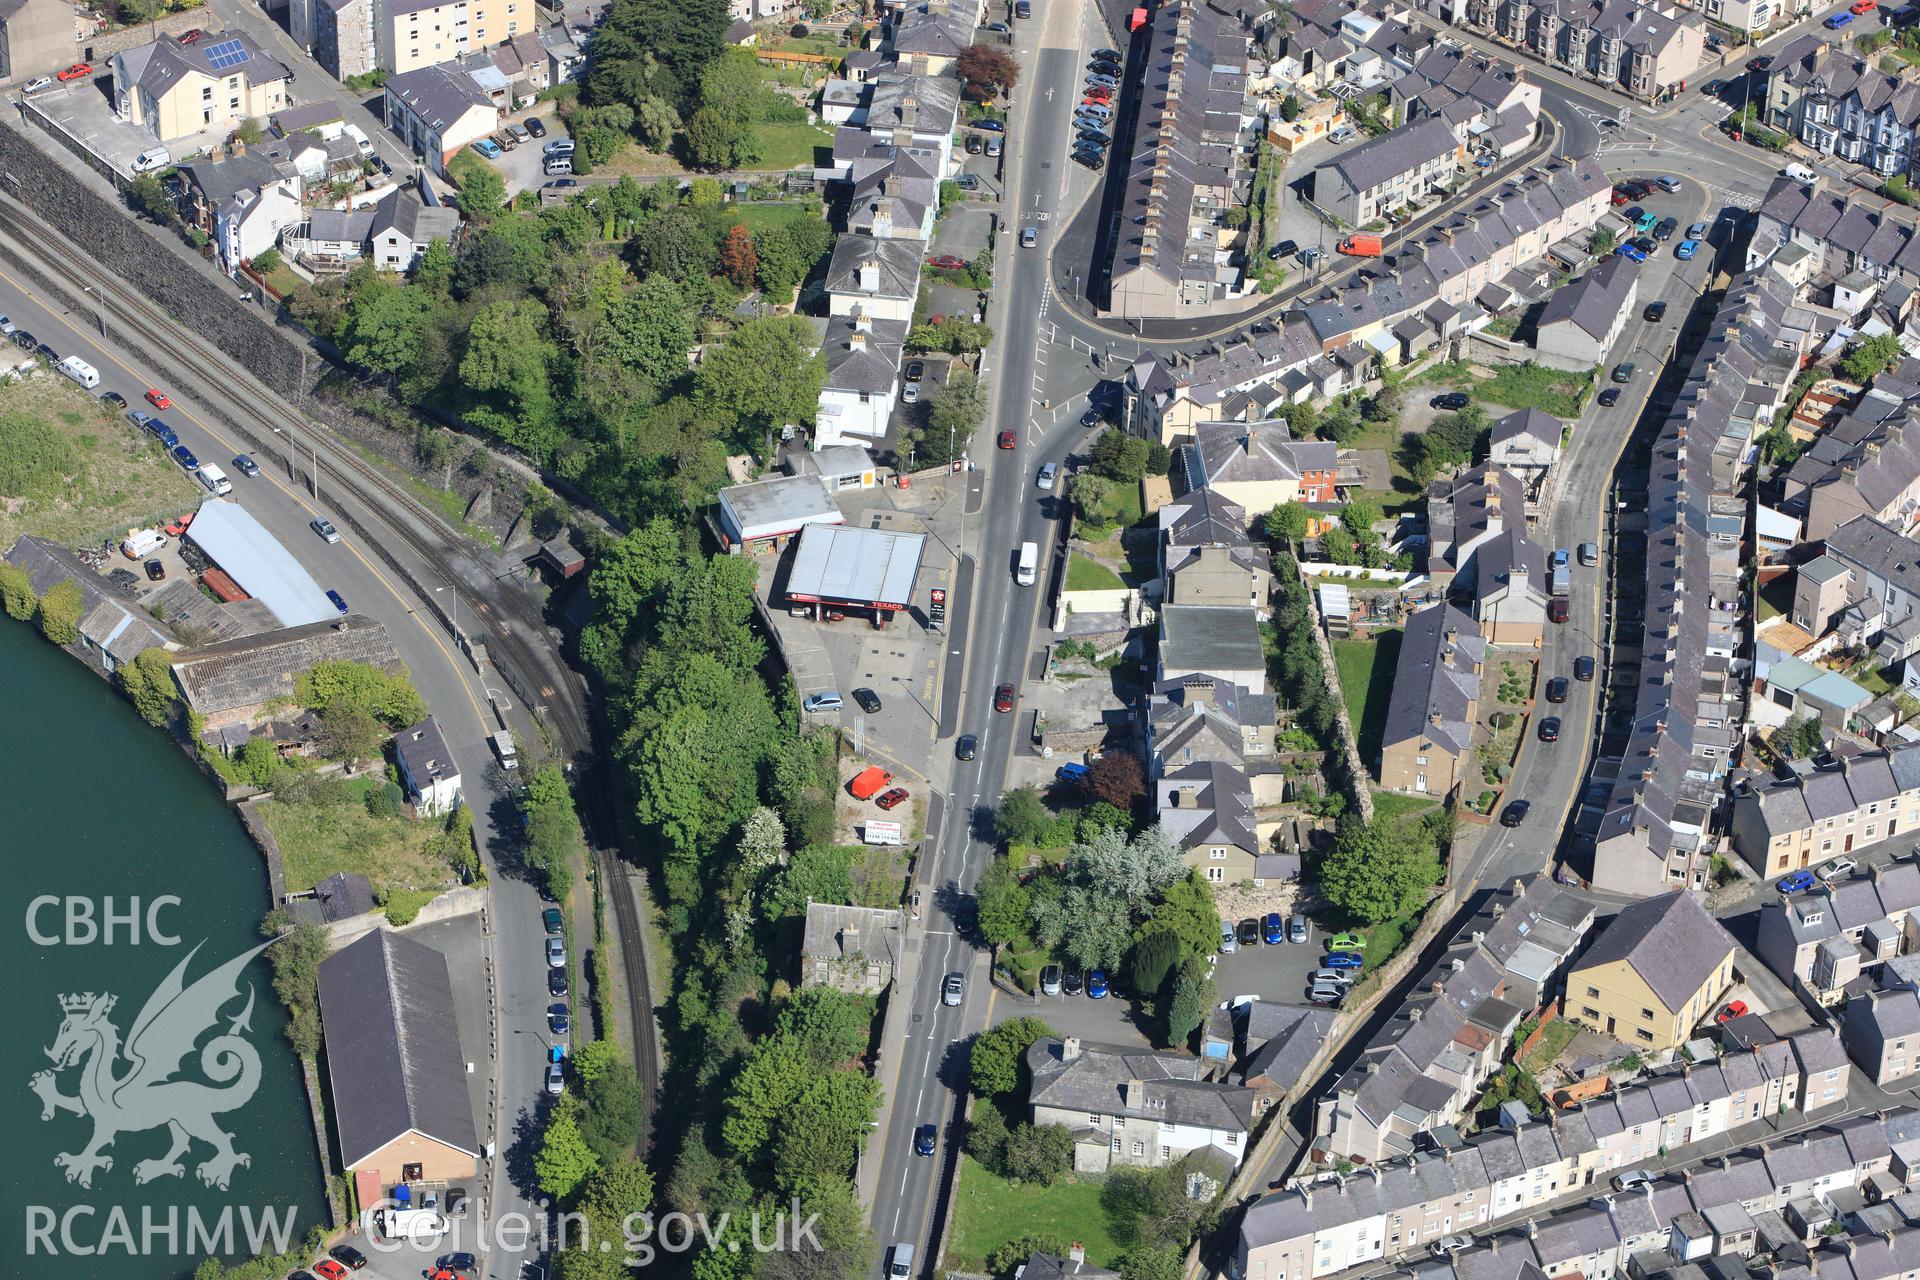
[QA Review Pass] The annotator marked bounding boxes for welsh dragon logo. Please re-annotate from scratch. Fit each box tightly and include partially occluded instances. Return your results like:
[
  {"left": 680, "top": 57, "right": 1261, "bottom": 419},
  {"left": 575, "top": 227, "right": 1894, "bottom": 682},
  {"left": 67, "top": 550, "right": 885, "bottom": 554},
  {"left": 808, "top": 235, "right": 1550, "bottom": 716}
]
[{"left": 30, "top": 939, "right": 273, "bottom": 1191}]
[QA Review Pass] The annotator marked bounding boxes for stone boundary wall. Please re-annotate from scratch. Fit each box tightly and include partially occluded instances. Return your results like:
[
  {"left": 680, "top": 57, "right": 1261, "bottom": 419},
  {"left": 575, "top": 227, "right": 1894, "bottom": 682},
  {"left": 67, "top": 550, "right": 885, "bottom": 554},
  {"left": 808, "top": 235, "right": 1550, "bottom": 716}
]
[{"left": 1298, "top": 562, "right": 1374, "bottom": 824}]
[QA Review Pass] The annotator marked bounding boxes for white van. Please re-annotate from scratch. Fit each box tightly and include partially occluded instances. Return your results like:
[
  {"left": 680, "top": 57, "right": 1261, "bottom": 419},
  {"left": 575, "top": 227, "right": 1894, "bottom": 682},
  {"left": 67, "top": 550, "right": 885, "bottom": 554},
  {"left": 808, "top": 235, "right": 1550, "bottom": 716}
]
[
  {"left": 491, "top": 729, "right": 519, "bottom": 770},
  {"left": 56, "top": 356, "right": 99, "bottom": 389},
  {"left": 121, "top": 529, "right": 167, "bottom": 559},
  {"left": 887, "top": 1245, "right": 915, "bottom": 1280},
  {"left": 196, "top": 463, "right": 232, "bottom": 495},
  {"left": 1781, "top": 163, "right": 1818, "bottom": 184},
  {"left": 1015, "top": 540, "right": 1038, "bottom": 586},
  {"left": 131, "top": 146, "right": 171, "bottom": 174}
]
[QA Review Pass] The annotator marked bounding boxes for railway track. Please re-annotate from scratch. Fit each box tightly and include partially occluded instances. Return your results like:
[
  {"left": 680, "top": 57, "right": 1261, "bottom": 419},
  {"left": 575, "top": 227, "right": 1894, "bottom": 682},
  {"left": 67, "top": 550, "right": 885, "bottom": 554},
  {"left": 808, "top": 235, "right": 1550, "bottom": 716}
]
[{"left": 0, "top": 194, "right": 660, "bottom": 1148}]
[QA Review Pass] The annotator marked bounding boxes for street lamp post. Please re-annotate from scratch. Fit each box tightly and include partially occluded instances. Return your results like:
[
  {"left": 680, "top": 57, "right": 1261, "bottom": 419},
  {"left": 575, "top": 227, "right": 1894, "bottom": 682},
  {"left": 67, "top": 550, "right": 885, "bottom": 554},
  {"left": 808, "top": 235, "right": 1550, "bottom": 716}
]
[{"left": 436, "top": 582, "right": 463, "bottom": 651}]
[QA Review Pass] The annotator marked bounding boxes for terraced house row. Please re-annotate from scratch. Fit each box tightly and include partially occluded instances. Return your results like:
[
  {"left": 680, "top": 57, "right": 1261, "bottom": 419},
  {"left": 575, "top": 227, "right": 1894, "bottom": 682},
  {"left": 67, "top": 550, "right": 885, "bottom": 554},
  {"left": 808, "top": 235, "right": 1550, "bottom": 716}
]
[{"left": 1238, "top": 1027, "right": 1856, "bottom": 1280}]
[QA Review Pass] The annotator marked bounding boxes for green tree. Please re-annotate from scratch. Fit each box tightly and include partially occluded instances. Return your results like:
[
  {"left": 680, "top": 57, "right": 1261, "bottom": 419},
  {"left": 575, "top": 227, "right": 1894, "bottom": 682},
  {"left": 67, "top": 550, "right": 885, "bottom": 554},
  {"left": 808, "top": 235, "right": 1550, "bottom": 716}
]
[
  {"left": 971, "top": 1017, "right": 1054, "bottom": 1097},
  {"left": 777, "top": 987, "right": 874, "bottom": 1065},
  {"left": 1266, "top": 501, "right": 1310, "bottom": 546},
  {"left": 314, "top": 701, "right": 381, "bottom": 767},
  {"left": 1091, "top": 428, "right": 1152, "bottom": 482},
  {"left": 126, "top": 173, "right": 178, "bottom": 225},
  {"left": 451, "top": 153, "right": 508, "bottom": 221},
  {"left": 535, "top": 1100, "right": 602, "bottom": 1201},
  {"left": 695, "top": 316, "right": 824, "bottom": 447},
  {"left": 35, "top": 577, "right": 81, "bottom": 645},
  {"left": 987, "top": 1238, "right": 1071, "bottom": 1278},
  {"left": 1001, "top": 1123, "right": 1073, "bottom": 1185},
  {"left": 765, "top": 843, "right": 856, "bottom": 918},
  {"left": 1138, "top": 872, "right": 1220, "bottom": 962},
  {"left": 591, "top": 276, "right": 698, "bottom": 402},
  {"left": 975, "top": 859, "right": 1031, "bottom": 948},
  {"left": 1030, "top": 882, "right": 1132, "bottom": 971},
  {"left": 994, "top": 786, "right": 1048, "bottom": 845},
  {"left": 296, "top": 660, "right": 427, "bottom": 726},
  {"left": 1117, "top": 1246, "right": 1186, "bottom": 1280},
  {"left": 0, "top": 561, "right": 35, "bottom": 620},
  {"left": 754, "top": 225, "right": 809, "bottom": 298},
  {"left": 966, "top": 1103, "right": 1009, "bottom": 1169},
  {"left": 723, "top": 1035, "right": 812, "bottom": 1161},
  {"left": 1164, "top": 955, "right": 1213, "bottom": 1048},
  {"left": 1342, "top": 496, "right": 1382, "bottom": 541},
  {"left": 344, "top": 283, "right": 436, "bottom": 377},
  {"left": 259, "top": 909, "right": 329, "bottom": 1056},
  {"left": 235, "top": 117, "right": 265, "bottom": 145},
  {"left": 461, "top": 298, "right": 560, "bottom": 459},
  {"left": 920, "top": 369, "right": 986, "bottom": 464},
  {"left": 1320, "top": 816, "right": 1443, "bottom": 924},
  {"left": 1280, "top": 93, "right": 1302, "bottom": 122},
  {"left": 1130, "top": 929, "right": 1182, "bottom": 1006},
  {"left": 772, "top": 1068, "right": 881, "bottom": 1193},
  {"left": 1845, "top": 332, "right": 1904, "bottom": 383},
  {"left": 117, "top": 647, "right": 177, "bottom": 727},
  {"left": 575, "top": 1052, "right": 647, "bottom": 1167},
  {"left": 631, "top": 207, "right": 718, "bottom": 282},
  {"left": 685, "top": 105, "right": 759, "bottom": 170},
  {"left": 1780, "top": 712, "right": 1826, "bottom": 758}
]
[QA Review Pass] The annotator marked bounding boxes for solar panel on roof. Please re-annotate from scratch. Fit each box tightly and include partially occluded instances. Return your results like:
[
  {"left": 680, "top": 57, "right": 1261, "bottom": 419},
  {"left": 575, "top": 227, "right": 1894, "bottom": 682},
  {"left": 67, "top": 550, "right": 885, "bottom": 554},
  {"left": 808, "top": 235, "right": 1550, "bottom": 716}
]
[{"left": 204, "top": 38, "right": 250, "bottom": 70}]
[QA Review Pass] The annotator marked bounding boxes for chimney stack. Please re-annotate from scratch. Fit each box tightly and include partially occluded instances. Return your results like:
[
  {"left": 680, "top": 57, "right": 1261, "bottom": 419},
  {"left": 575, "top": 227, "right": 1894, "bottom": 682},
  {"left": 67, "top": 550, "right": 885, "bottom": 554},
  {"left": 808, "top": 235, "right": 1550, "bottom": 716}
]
[
  {"left": 1070, "top": 1244, "right": 1086, "bottom": 1265},
  {"left": 1062, "top": 1036, "right": 1081, "bottom": 1062}
]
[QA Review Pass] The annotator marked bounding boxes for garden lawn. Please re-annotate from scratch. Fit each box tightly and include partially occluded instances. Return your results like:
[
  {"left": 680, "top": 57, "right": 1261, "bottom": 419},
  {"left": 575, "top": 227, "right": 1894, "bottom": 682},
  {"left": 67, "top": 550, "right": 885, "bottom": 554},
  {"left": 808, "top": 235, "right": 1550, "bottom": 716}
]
[
  {"left": 731, "top": 202, "right": 826, "bottom": 234},
  {"left": 1425, "top": 360, "right": 1593, "bottom": 416},
  {"left": 257, "top": 780, "right": 457, "bottom": 906},
  {"left": 1758, "top": 575, "right": 1792, "bottom": 622},
  {"left": 1521, "top": 1017, "right": 1580, "bottom": 1073},
  {"left": 946, "top": 1157, "right": 1124, "bottom": 1272},
  {"left": 1066, "top": 554, "right": 1125, "bottom": 591},
  {"left": 752, "top": 122, "right": 836, "bottom": 170},
  {"left": 1334, "top": 630, "right": 1401, "bottom": 768},
  {"left": 1371, "top": 790, "right": 1438, "bottom": 827}
]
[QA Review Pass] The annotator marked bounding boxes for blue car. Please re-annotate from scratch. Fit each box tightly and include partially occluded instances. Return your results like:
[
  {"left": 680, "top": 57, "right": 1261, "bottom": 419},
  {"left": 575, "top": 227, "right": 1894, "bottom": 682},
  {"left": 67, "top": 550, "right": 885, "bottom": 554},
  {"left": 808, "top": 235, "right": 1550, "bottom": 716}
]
[
  {"left": 1676, "top": 238, "right": 1699, "bottom": 260},
  {"left": 1616, "top": 242, "right": 1648, "bottom": 263},
  {"left": 1262, "top": 912, "right": 1284, "bottom": 945},
  {"left": 1087, "top": 969, "right": 1109, "bottom": 998},
  {"left": 1826, "top": 10, "right": 1853, "bottom": 26},
  {"left": 149, "top": 422, "right": 178, "bottom": 448},
  {"left": 1778, "top": 869, "right": 1817, "bottom": 895},
  {"left": 170, "top": 443, "right": 198, "bottom": 470},
  {"left": 326, "top": 589, "right": 348, "bottom": 615},
  {"left": 472, "top": 138, "right": 504, "bottom": 159},
  {"left": 1056, "top": 762, "right": 1090, "bottom": 784},
  {"left": 1324, "top": 951, "right": 1365, "bottom": 970},
  {"left": 914, "top": 1123, "right": 937, "bottom": 1156}
]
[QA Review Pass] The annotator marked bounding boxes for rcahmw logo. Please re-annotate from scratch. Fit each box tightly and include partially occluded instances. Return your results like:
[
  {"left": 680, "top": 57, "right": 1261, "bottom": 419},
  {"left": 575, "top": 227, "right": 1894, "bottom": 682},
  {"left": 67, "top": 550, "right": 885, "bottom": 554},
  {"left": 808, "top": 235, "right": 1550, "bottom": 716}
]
[{"left": 23, "top": 918, "right": 295, "bottom": 1257}]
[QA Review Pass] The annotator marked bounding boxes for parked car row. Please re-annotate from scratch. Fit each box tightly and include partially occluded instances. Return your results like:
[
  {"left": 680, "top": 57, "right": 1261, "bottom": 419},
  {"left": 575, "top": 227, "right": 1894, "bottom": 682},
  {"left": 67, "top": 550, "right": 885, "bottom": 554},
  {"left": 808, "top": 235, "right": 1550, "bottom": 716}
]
[
  {"left": 1072, "top": 55, "right": 1122, "bottom": 171},
  {"left": 1038, "top": 962, "right": 1110, "bottom": 998}
]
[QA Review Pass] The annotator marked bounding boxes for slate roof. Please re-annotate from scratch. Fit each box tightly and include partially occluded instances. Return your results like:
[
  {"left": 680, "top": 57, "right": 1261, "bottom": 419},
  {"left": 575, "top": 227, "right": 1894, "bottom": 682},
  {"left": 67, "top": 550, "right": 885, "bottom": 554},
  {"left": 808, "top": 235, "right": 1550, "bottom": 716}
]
[
  {"left": 393, "top": 715, "right": 456, "bottom": 793},
  {"left": 121, "top": 29, "right": 291, "bottom": 104},
  {"left": 179, "top": 152, "right": 296, "bottom": 209},
  {"left": 316, "top": 929, "right": 480, "bottom": 1168},
  {"left": 825, "top": 233, "right": 922, "bottom": 300},
  {"left": 385, "top": 62, "right": 495, "bottom": 133},
  {"left": 1027, "top": 1037, "right": 1257, "bottom": 1133},
  {"left": 1381, "top": 602, "right": 1484, "bottom": 758},
  {"left": 1321, "top": 116, "right": 1458, "bottom": 196},
  {"left": 3, "top": 536, "right": 181, "bottom": 665},
  {"left": 891, "top": 0, "right": 980, "bottom": 58},
  {"left": 1738, "top": 747, "right": 1920, "bottom": 839},
  {"left": 821, "top": 313, "right": 909, "bottom": 396},
  {"left": 1826, "top": 515, "right": 1920, "bottom": 600},
  {"left": 1574, "top": 892, "right": 1735, "bottom": 1015},
  {"left": 1161, "top": 488, "right": 1253, "bottom": 550},
  {"left": 1158, "top": 604, "right": 1265, "bottom": 675},
  {"left": 169, "top": 617, "right": 401, "bottom": 716},
  {"left": 801, "top": 902, "right": 903, "bottom": 963},
  {"left": 1020, "top": 1253, "right": 1120, "bottom": 1280},
  {"left": 1538, "top": 254, "right": 1635, "bottom": 343},
  {"left": 1191, "top": 420, "right": 1338, "bottom": 489},
  {"left": 1156, "top": 758, "right": 1258, "bottom": 853}
]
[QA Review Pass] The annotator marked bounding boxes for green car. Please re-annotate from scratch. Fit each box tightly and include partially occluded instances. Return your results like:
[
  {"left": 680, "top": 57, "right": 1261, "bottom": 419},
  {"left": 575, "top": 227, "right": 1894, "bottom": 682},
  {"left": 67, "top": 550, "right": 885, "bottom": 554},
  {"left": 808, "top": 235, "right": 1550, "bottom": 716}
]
[{"left": 1326, "top": 932, "right": 1367, "bottom": 951}]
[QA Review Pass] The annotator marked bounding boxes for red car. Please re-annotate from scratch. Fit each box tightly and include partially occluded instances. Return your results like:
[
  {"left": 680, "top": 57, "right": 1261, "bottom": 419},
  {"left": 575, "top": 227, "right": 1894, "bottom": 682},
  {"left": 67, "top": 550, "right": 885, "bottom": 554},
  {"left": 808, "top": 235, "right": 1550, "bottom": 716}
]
[
  {"left": 875, "top": 787, "right": 910, "bottom": 810},
  {"left": 1852, "top": 0, "right": 1876, "bottom": 13},
  {"left": 997, "top": 430, "right": 1016, "bottom": 449},
  {"left": 994, "top": 683, "right": 1014, "bottom": 712},
  {"left": 1716, "top": 1000, "right": 1750, "bottom": 1023},
  {"left": 1084, "top": 88, "right": 1113, "bottom": 103},
  {"left": 145, "top": 388, "right": 171, "bottom": 409},
  {"left": 56, "top": 62, "right": 90, "bottom": 81},
  {"left": 925, "top": 254, "right": 967, "bottom": 270},
  {"left": 177, "top": 27, "right": 204, "bottom": 42},
  {"left": 1611, "top": 188, "right": 1631, "bottom": 205},
  {"left": 163, "top": 511, "right": 196, "bottom": 537},
  {"left": 313, "top": 1262, "right": 349, "bottom": 1280}
]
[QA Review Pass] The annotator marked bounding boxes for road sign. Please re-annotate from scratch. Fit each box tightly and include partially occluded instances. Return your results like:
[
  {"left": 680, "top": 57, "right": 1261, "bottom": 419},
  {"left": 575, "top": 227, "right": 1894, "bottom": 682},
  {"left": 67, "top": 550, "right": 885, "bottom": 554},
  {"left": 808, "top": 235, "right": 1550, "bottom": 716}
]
[{"left": 929, "top": 587, "right": 947, "bottom": 630}]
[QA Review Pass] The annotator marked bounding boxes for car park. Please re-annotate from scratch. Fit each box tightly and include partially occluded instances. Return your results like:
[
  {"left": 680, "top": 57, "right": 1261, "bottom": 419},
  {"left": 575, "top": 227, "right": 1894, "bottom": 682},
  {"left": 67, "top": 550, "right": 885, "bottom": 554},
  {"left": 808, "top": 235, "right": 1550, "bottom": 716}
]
[
  {"left": 803, "top": 691, "right": 843, "bottom": 713},
  {"left": 1610, "top": 186, "right": 1632, "bottom": 206},
  {"left": 546, "top": 1062, "right": 565, "bottom": 1096},
  {"left": 544, "top": 907, "right": 564, "bottom": 934},
  {"left": 994, "top": 683, "right": 1014, "bottom": 712},
  {"left": 507, "top": 122, "right": 532, "bottom": 145},
  {"left": 1574, "top": 655, "right": 1596, "bottom": 681},
  {"left": 1072, "top": 150, "right": 1105, "bottom": 170},
  {"left": 472, "top": 138, "right": 503, "bottom": 159},
  {"left": 544, "top": 138, "right": 575, "bottom": 154},
  {"left": 548, "top": 967, "right": 568, "bottom": 997},
  {"left": 875, "top": 787, "right": 910, "bottom": 810},
  {"left": 1262, "top": 913, "right": 1284, "bottom": 944},
  {"left": 1324, "top": 951, "right": 1364, "bottom": 969},
  {"left": 1310, "top": 967, "right": 1354, "bottom": 985},
  {"left": 310, "top": 516, "right": 341, "bottom": 544},
  {"left": 1500, "top": 799, "right": 1531, "bottom": 827},
  {"left": 326, "top": 589, "right": 348, "bottom": 615},
  {"left": 1546, "top": 676, "right": 1568, "bottom": 703},
  {"left": 1630, "top": 235, "right": 1657, "bottom": 254},
  {"left": 57, "top": 62, "right": 90, "bottom": 80},
  {"left": 1062, "top": 966, "right": 1083, "bottom": 996},
  {"left": 1237, "top": 918, "right": 1261, "bottom": 946},
  {"left": 1655, "top": 175, "right": 1682, "bottom": 192},
  {"left": 546, "top": 936, "right": 566, "bottom": 969},
  {"left": 1219, "top": 920, "right": 1237, "bottom": 953},
  {"left": 1778, "top": 869, "right": 1817, "bottom": 894},
  {"left": 329, "top": 1246, "right": 368, "bottom": 1271},
  {"left": 943, "top": 972, "right": 964, "bottom": 1005},
  {"left": 1308, "top": 983, "right": 1344, "bottom": 1006},
  {"left": 1055, "top": 761, "right": 1088, "bottom": 784},
  {"left": 1643, "top": 301, "right": 1667, "bottom": 321},
  {"left": 985, "top": 135, "right": 1002, "bottom": 156},
  {"left": 1538, "top": 716, "right": 1560, "bottom": 741},
  {"left": 965, "top": 133, "right": 983, "bottom": 153},
  {"left": 1078, "top": 128, "right": 1111, "bottom": 146},
  {"left": 1326, "top": 932, "right": 1365, "bottom": 951},
  {"left": 973, "top": 119, "right": 1005, "bottom": 132},
  {"left": 1821, "top": 857, "right": 1859, "bottom": 880},
  {"left": 852, "top": 687, "right": 882, "bottom": 713},
  {"left": 1653, "top": 216, "right": 1678, "bottom": 241},
  {"left": 915, "top": 1124, "right": 938, "bottom": 1155},
  {"left": 926, "top": 254, "right": 967, "bottom": 270},
  {"left": 956, "top": 734, "right": 978, "bottom": 760},
  {"left": 1675, "top": 238, "right": 1699, "bottom": 259},
  {"left": 524, "top": 117, "right": 547, "bottom": 138},
  {"left": 1094, "top": 47, "right": 1121, "bottom": 58},
  {"left": 232, "top": 453, "right": 260, "bottom": 478}
]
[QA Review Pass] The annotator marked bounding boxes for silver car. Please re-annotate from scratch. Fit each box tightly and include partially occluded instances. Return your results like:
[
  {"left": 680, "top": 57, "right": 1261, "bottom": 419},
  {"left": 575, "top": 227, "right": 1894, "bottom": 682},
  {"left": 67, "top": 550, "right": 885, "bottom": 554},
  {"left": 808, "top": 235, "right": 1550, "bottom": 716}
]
[
  {"left": 545, "top": 1062, "right": 565, "bottom": 1096},
  {"left": 1037, "top": 462, "right": 1057, "bottom": 490},
  {"left": 943, "top": 972, "right": 964, "bottom": 1006},
  {"left": 546, "top": 936, "right": 566, "bottom": 969}
]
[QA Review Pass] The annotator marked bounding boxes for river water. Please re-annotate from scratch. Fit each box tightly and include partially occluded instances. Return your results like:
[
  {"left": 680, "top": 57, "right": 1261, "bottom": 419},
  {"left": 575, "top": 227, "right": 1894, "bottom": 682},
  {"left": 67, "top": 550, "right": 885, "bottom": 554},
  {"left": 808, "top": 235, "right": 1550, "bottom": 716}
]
[{"left": 0, "top": 619, "right": 328, "bottom": 1279}]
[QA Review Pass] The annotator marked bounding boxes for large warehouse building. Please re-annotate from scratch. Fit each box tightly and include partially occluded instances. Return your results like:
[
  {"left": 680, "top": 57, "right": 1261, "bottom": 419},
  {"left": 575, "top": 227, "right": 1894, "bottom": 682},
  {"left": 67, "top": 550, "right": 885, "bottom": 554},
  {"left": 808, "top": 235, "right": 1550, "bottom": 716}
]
[
  {"left": 185, "top": 499, "right": 338, "bottom": 628},
  {"left": 784, "top": 523, "right": 926, "bottom": 624}
]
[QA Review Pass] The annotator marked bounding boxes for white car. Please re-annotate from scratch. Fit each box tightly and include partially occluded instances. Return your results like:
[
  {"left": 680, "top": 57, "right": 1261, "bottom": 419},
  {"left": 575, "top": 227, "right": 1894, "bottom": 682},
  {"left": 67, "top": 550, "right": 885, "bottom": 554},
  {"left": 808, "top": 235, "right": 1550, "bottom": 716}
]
[
  {"left": 1036, "top": 462, "right": 1057, "bottom": 490},
  {"left": 1820, "top": 857, "right": 1858, "bottom": 880},
  {"left": 903, "top": 381, "right": 919, "bottom": 403},
  {"left": 0, "top": 315, "right": 15, "bottom": 336}
]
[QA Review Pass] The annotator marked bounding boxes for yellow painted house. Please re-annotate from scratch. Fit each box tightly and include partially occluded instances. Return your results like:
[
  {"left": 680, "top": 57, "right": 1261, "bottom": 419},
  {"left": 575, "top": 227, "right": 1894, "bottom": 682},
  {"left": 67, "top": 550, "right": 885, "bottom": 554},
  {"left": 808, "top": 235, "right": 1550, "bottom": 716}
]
[{"left": 1566, "top": 891, "right": 1737, "bottom": 1053}]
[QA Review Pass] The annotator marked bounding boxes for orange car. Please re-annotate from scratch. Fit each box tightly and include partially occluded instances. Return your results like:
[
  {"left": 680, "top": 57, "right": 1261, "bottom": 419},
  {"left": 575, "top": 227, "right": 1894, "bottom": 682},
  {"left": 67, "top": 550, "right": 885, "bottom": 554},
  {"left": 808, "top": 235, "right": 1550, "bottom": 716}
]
[
  {"left": 145, "top": 388, "right": 171, "bottom": 409},
  {"left": 56, "top": 62, "right": 90, "bottom": 81}
]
